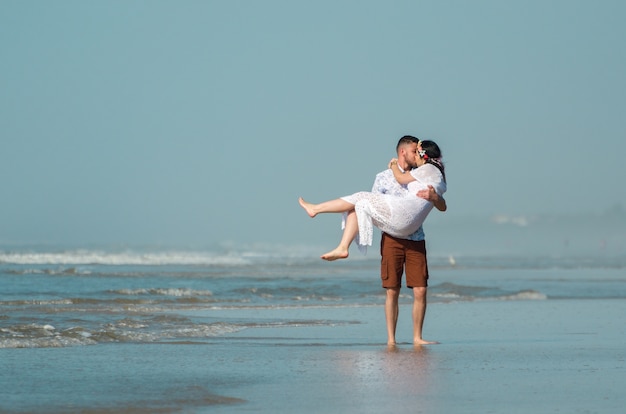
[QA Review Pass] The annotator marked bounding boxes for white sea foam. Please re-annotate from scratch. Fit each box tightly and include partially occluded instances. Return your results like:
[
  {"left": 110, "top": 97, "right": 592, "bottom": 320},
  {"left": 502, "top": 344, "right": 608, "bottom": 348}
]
[
  {"left": 0, "top": 250, "right": 251, "bottom": 266},
  {"left": 0, "top": 242, "right": 335, "bottom": 266},
  {"left": 113, "top": 288, "right": 213, "bottom": 297},
  {"left": 501, "top": 290, "right": 548, "bottom": 301},
  {"left": 0, "top": 320, "right": 247, "bottom": 348}
]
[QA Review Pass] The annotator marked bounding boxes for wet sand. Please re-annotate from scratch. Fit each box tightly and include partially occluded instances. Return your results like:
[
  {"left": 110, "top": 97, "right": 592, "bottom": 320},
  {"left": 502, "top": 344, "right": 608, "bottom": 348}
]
[
  {"left": 2, "top": 300, "right": 625, "bottom": 413},
  {"left": 201, "top": 299, "right": 626, "bottom": 413}
]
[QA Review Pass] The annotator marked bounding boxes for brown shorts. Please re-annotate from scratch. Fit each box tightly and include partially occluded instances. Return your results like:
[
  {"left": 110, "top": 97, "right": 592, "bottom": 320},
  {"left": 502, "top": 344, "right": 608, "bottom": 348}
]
[{"left": 380, "top": 233, "right": 429, "bottom": 289}]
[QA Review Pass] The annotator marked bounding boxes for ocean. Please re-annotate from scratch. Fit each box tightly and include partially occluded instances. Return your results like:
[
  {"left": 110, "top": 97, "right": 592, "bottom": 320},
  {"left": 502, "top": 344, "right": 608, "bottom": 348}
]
[
  {"left": 1, "top": 242, "right": 625, "bottom": 413},
  {"left": 3, "top": 245, "right": 624, "bottom": 349}
]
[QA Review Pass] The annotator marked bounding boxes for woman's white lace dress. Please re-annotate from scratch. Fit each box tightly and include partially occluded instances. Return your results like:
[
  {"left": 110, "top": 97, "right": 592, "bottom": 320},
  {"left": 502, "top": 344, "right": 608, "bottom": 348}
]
[{"left": 340, "top": 163, "right": 446, "bottom": 250}]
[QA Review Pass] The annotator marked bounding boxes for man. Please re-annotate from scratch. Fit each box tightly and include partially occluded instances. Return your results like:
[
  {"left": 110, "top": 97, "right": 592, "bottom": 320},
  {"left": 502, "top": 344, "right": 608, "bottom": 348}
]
[{"left": 371, "top": 135, "right": 446, "bottom": 346}]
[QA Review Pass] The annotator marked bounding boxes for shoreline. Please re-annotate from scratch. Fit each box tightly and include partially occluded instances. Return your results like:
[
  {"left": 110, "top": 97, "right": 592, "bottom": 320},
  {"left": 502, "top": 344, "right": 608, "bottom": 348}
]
[
  {"left": 210, "top": 299, "right": 626, "bottom": 413},
  {"left": 198, "top": 299, "right": 626, "bottom": 413},
  {"left": 2, "top": 299, "right": 625, "bottom": 413}
]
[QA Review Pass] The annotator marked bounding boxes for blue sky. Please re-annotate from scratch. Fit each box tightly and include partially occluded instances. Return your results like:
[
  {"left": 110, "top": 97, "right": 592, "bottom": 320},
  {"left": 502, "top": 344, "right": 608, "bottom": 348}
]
[{"left": 1, "top": 0, "right": 625, "bottom": 247}]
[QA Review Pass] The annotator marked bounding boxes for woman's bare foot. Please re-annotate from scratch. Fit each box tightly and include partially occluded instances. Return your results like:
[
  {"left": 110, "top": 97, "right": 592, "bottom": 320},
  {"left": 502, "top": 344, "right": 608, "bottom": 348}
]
[
  {"left": 298, "top": 197, "right": 317, "bottom": 218},
  {"left": 320, "top": 247, "right": 349, "bottom": 261}
]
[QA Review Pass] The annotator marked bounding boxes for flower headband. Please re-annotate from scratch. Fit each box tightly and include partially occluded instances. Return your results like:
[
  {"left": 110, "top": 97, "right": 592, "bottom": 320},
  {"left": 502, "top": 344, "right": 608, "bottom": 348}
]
[{"left": 417, "top": 140, "right": 428, "bottom": 160}]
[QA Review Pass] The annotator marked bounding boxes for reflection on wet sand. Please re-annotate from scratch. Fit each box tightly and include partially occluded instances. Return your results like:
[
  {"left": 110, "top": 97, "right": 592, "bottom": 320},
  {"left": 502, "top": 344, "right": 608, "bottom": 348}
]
[{"left": 331, "top": 345, "right": 439, "bottom": 412}]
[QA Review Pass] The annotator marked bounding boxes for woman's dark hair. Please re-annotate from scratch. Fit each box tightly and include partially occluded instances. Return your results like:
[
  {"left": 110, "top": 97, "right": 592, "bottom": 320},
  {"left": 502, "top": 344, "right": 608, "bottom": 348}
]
[{"left": 419, "top": 140, "right": 446, "bottom": 182}]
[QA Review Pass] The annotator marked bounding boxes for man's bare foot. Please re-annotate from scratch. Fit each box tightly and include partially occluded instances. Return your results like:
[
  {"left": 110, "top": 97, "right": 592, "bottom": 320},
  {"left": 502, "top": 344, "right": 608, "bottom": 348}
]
[
  {"left": 320, "top": 248, "right": 349, "bottom": 261},
  {"left": 298, "top": 197, "right": 317, "bottom": 218},
  {"left": 414, "top": 338, "right": 439, "bottom": 345}
]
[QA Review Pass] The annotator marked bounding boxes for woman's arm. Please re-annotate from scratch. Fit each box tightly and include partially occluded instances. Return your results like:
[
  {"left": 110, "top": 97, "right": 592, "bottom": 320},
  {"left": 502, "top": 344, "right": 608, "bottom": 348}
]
[{"left": 389, "top": 159, "right": 416, "bottom": 185}]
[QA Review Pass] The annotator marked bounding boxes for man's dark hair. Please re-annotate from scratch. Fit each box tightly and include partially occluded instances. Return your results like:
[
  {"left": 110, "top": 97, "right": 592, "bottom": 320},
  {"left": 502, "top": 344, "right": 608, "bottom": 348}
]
[{"left": 396, "top": 135, "right": 420, "bottom": 152}]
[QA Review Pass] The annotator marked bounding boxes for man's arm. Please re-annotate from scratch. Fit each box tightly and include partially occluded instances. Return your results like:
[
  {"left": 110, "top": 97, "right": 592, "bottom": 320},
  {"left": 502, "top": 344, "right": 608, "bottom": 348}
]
[
  {"left": 417, "top": 185, "right": 447, "bottom": 212},
  {"left": 371, "top": 172, "right": 385, "bottom": 193}
]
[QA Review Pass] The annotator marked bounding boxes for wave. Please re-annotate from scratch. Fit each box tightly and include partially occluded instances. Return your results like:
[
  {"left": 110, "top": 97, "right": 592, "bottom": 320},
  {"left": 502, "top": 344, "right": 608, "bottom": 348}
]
[
  {"left": 430, "top": 282, "right": 547, "bottom": 302},
  {"left": 0, "top": 250, "right": 252, "bottom": 266},
  {"left": 0, "top": 317, "right": 350, "bottom": 349},
  {"left": 0, "top": 320, "right": 246, "bottom": 349},
  {"left": 500, "top": 290, "right": 548, "bottom": 301},
  {"left": 2, "top": 248, "right": 624, "bottom": 269},
  {"left": 111, "top": 288, "right": 214, "bottom": 297},
  {"left": 0, "top": 243, "right": 335, "bottom": 266},
  {"left": 2, "top": 237, "right": 625, "bottom": 269}
]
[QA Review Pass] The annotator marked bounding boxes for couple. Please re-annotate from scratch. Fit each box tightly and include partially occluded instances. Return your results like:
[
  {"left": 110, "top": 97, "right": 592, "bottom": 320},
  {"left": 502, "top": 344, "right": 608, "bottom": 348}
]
[{"left": 299, "top": 135, "right": 447, "bottom": 345}]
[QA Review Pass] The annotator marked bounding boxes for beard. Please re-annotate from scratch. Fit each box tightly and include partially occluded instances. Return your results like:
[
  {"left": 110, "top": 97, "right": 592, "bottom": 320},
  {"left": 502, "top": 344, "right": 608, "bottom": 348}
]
[{"left": 404, "top": 158, "right": 418, "bottom": 169}]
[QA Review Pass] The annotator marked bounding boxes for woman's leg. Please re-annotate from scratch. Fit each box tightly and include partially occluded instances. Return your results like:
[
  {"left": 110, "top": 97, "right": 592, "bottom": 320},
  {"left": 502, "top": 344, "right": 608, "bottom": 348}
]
[
  {"left": 298, "top": 197, "right": 355, "bottom": 218},
  {"left": 320, "top": 209, "right": 359, "bottom": 261}
]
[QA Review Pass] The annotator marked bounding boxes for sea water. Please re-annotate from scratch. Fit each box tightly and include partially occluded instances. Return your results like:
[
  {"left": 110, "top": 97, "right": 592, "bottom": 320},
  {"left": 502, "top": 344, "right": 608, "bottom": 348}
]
[
  {"left": 1, "top": 243, "right": 625, "bottom": 412},
  {"left": 2, "top": 245, "right": 625, "bottom": 348},
  {"left": 2, "top": 246, "right": 625, "bottom": 349}
]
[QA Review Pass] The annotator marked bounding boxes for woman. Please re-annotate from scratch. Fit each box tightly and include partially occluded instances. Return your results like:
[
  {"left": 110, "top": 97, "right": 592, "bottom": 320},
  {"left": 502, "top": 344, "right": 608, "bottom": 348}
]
[{"left": 299, "top": 140, "right": 446, "bottom": 261}]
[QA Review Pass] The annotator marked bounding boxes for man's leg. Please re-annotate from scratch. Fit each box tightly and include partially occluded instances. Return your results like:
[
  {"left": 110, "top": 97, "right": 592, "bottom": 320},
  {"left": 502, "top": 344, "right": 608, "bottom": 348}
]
[
  {"left": 380, "top": 233, "right": 403, "bottom": 346},
  {"left": 385, "top": 287, "right": 400, "bottom": 345},
  {"left": 412, "top": 286, "right": 436, "bottom": 345},
  {"left": 405, "top": 240, "right": 438, "bottom": 345}
]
